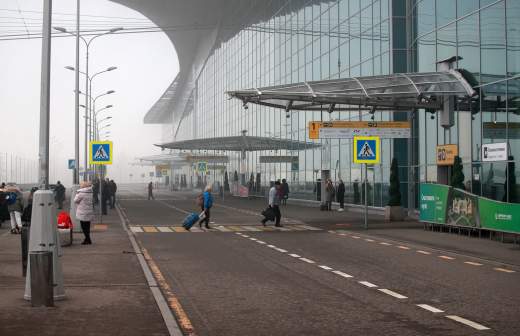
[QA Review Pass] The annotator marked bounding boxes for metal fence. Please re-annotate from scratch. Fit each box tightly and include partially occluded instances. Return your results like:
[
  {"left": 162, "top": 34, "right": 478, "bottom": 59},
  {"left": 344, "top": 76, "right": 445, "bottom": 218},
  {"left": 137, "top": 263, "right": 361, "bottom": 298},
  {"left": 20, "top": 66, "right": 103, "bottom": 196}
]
[{"left": 0, "top": 152, "right": 38, "bottom": 184}]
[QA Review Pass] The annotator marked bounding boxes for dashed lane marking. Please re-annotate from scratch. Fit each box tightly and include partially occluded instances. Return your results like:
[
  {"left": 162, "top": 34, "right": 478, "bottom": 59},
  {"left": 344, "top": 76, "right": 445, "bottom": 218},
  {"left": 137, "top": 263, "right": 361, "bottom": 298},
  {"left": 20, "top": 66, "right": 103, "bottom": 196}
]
[
  {"left": 417, "top": 304, "right": 444, "bottom": 313},
  {"left": 319, "top": 265, "right": 333, "bottom": 271},
  {"left": 332, "top": 270, "right": 353, "bottom": 278},
  {"left": 359, "top": 281, "right": 378, "bottom": 288},
  {"left": 378, "top": 289, "right": 407, "bottom": 299},
  {"left": 397, "top": 245, "right": 410, "bottom": 250},
  {"left": 445, "top": 315, "right": 490, "bottom": 331},
  {"left": 267, "top": 244, "right": 276, "bottom": 248},
  {"left": 299, "top": 258, "right": 315, "bottom": 264},
  {"left": 494, "top": 267, "right": 515, "bottom": 273},
  {"left": 464, "top": 261, "right": 483, "bottom": 266},
  {"left": 242, "top": 234, "right": 250, "bottom": 238},
  {"left": 379, "top": 242, "right": 392, "bottom": 246},
  {"left": 439, "top": 255, "right": 455, "bottom": 260},
  {"left": 249, "top": 237, "right": 258, "bottom": 241},
  {"left": 351, "top": 236, "right": 360, "bottom": 239},
  {"left": 256, "top": 240, "right": 267, "bottom": 244},
  {"left": 417, "top": 250, "right": 431, "bottom": 255},
  {"left": 365, "top": 239, "right": 375, "bottom": 242},
  {"left": 157, "top": 227, "right": 172, "bottom": 233},
  {"left": 289, "top": 253, "right": 301, "bottom": 258},
  {"left": 274, "top": 247, "right": 288, "bottom": 253}
]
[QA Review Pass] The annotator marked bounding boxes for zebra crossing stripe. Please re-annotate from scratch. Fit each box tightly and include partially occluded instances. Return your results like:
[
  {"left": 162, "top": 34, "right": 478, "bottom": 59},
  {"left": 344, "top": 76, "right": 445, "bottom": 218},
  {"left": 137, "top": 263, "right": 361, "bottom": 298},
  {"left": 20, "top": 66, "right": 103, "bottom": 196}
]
[
  {"left": 171, "top": 227, "right": 188, "bottom": 233},
  {"left": 214, "top": 226, "right": 231, "bottom": 232},
  {"left": 190, "top": 227, "right": 204, "bottom": 232},
  {"left": 157, "top": 227, "right": 172, "bottom": 233},
  {"left": 130, "top": 226, "right": 143, "bottom": 233},
  {"left": 242, "top": 226, "right": 263, "bottom": 232},
  {"left": 142, "top": 226, "right": 158, "bottom": 233}
]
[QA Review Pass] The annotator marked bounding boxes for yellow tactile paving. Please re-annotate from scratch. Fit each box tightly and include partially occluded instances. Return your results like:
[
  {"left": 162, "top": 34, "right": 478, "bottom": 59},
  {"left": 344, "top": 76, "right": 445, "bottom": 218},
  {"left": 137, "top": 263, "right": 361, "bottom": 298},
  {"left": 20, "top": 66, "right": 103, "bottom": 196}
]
[
  {"left": 171, "top": 227, "right": 188, "bottom": 232},
  {"left": 142, "top": 226, "right": 158, "bottom": 233},
  {"left": 93, "top": 224, "right": 108, "bottom": 231}
]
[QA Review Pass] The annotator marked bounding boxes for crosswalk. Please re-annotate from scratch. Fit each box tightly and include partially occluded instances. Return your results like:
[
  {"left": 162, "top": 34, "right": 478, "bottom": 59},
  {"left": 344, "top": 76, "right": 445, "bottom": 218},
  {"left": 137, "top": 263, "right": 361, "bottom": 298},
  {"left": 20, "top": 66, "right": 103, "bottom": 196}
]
[{"left": 129, "top": 224, "right": 321, "bottom": 233}]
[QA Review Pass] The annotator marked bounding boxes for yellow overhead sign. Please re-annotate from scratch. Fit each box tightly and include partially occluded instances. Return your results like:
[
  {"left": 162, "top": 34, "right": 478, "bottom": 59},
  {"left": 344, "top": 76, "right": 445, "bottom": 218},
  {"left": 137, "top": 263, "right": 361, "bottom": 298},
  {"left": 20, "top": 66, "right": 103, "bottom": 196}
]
[
  {"left": 436, "top": 144, "right": 458, "bottom": 166},
  {"left": 308, "top": 121, "right": 410, "bottom": 139}
]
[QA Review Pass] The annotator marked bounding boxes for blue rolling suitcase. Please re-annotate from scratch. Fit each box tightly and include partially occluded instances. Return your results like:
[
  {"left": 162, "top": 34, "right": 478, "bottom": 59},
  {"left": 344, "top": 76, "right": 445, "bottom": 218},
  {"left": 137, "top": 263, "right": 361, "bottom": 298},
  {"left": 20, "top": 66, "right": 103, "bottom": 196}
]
[{"left": 182, "top": 212, "right": 199, "bottom": 230}]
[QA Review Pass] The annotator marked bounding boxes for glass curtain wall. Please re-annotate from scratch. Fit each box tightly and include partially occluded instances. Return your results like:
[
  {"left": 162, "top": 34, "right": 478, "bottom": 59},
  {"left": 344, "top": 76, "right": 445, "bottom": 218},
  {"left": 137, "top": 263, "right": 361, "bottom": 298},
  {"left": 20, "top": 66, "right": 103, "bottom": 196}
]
[
  {"left": 185, "top": 0, "right": 394, "bottom": 205},
  {"left": 413, "top": 0, "right": 519, "bottom": 203}
]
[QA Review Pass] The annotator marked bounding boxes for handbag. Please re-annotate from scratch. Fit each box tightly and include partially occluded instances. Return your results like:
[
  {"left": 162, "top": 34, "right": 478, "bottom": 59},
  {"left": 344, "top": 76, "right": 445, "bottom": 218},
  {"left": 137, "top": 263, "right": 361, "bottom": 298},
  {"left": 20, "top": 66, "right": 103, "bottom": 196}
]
[{"left": 261, "top": 207, "right": 275, "bottom": 221}]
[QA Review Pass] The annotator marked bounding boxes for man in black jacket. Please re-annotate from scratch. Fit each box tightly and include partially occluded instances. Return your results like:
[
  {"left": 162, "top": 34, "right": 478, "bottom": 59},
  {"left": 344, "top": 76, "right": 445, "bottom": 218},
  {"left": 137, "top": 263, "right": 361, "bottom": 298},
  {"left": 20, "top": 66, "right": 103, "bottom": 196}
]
[
  {"left": 336, "top": 179, "right": 345, "bottom": 212},
  {"left": 109, "top": 179, "right": 117, "bottom": 209}
]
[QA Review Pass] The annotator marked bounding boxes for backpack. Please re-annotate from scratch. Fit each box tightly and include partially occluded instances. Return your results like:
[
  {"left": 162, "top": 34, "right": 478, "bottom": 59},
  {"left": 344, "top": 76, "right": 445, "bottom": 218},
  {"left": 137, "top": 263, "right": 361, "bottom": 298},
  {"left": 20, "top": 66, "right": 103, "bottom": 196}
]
[
  {"left": 205, "top": 192, "right": 213, "bottom": 208},
  {"left": 6, "top": 192, "right": 17, "bottom": 206}
]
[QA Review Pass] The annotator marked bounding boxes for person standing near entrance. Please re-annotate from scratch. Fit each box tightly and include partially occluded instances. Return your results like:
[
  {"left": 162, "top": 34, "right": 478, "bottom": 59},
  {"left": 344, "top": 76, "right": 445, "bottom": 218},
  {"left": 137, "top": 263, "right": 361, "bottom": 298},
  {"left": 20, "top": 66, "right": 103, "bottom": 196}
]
[
  {"left": 281, "top": 178, "right": 289, "bottom": 205},
  {"left": 336, "top": 179, "right": 345, "bottom": 212},
  {"left": 148, "top": 181, "right": 155, "bottom": 200},
  {"left": 108, "top": 179, "right": 117, "bottom": 209},
  {"left": 74, "top": 181, "right": 94, "bottom": 245},
  {"left": 325, "top": 179, "right": 335, "bottom": 211},
  {"left": 54, "top": 181, "right": 66, "bottom": 210},
  {"left": 262, "top": 180, "right": 282, "bottom": 227}
]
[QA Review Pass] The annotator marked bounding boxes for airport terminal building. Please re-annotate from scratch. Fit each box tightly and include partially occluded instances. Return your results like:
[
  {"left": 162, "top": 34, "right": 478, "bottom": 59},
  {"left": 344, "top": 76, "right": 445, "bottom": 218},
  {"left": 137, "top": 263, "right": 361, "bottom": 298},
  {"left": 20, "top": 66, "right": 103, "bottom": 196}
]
[{"left": 122, "top": 0, "right": 519, "bottom": 209}]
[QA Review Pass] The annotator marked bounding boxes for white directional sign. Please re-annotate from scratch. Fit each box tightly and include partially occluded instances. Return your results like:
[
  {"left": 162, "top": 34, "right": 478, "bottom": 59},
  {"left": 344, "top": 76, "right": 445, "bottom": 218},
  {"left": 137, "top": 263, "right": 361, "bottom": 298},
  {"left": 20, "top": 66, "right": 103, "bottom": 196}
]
[{"left": 482, "top": 142, "right": 508, "bottom": 162}]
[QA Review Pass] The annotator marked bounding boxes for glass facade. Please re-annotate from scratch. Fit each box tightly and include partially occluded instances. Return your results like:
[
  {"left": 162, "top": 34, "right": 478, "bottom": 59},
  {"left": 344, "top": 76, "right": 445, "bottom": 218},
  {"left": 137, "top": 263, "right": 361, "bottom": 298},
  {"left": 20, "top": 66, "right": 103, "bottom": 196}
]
[
  {"left": 171, "top": 0, "right": 519, "bottom": 206},
  {"left": 414, "top": 0, "right": 520, "bottom": 203}
]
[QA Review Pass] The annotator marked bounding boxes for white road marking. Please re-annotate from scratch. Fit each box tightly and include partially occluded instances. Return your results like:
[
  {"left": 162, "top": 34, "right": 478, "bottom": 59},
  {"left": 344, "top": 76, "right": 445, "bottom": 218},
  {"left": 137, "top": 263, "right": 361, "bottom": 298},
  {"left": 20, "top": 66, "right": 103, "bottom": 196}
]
[
  {"left": 235, "top": 232, "right": 243, "bottom": 236},
  {"left": 365, "top": 239, "right": 375, "bottom": 242},
  {"left": 328, "top": 230, "right": 336, "bottom": 234},
  {"left": 379, "top": 242, "right": 391, "bottom": 246},
  {"left": 332, "top": 270, "right": 353, "bottom": 278},
  {"left": 417, "top": 304, "right": 444, "bottom": 313},
  {"left": 445, "top": 315, "right": 490, "bottom": 330},
  {"left": 439, "top": 255, "right": 454, "bottom": 260},
  {"left": 299, "top": 258, "right": 315, "bottom": 264},
  {"left": 157, "top": 227, "right": 172, "bottom": 233},
  {"left": 130, "top": 226, "right": 143, "bottom": 233},
  {"left": 274, "top": 248, "right": 288, "bottom": 253},
  {"left": 190, "top": 227, "right": 203, "bottom": 232},
  {"left": 397, "top": 245, "right": 410, "bottom": 250},
  {"left": 464, "top": 261, "right": 483, "bottom": 266},
  {"left": 214, "top": 226, "right": 231, "bottom": 232},
  {"left": 494, "top": 267, "right": 515, "bottom": 273},
  {"left": 378, "top": 289, "right": 407, "bottom": 299},
  {"left": 256, "top": 241, "right": 266, "bottom": 244},
  {"left": 417, "top": 250, "right": 431, "bottom": 255},
  {"left": 249, "top": 237, "right": 258, "bottom": 241},
  {"left": 339, "top": 233, "right": 347, "bottom": 236},
  {"left": 289, "top": 253, "right": 301, "bottom": 258},
  {"left": 359, "top": 281, "right": 378, "bottom": 288},
  {"left": 243, "top": 226, "right": 262, "bottom": 232},
  {"left": 267, "top": 245, "right": 276, "bottom": 248},
  {"left": 300, "top": 225, "right": 321, "bottom": 231},
  {"left": 351, "top": 236, "right": 360, "bottom": 239},
  {"left": 242, "top": 234, "right": 250, "bottom": 238},
  {"left": 319, "top": 265, "right": 333, "bottom": 271}
]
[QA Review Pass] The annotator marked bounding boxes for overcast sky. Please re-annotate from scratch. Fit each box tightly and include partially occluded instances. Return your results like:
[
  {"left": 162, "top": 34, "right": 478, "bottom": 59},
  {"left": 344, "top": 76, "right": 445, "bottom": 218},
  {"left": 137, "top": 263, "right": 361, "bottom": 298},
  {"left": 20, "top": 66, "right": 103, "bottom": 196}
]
[{"left": 0, "top": 0, "right": 179, "bottom": 185}]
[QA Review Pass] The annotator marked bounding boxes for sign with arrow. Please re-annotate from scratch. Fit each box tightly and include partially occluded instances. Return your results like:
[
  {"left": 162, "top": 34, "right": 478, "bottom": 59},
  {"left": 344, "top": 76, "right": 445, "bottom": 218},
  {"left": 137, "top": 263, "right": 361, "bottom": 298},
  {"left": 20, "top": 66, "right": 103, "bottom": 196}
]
[
  {"left": 89, "top": 141, "right": 113, "bottom": 165},
  {"left": 353, "top": 136, "right": 380, "bottom": 164}
]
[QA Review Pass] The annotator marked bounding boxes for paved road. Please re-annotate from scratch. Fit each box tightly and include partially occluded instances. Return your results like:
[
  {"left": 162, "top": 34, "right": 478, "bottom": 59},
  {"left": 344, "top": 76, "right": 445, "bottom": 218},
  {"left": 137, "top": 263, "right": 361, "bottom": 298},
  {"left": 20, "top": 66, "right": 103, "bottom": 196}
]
[{"left": 118, "top": 185, "right": 520, "bottom": 336}]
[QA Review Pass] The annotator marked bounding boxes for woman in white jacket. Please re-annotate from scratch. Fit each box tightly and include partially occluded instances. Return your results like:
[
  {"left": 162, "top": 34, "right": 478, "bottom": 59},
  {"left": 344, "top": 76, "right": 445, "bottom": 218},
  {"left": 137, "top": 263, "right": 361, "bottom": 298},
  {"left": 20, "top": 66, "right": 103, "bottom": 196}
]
[{"left": 74, "top": 181, "right": 94, "bottom": 245}]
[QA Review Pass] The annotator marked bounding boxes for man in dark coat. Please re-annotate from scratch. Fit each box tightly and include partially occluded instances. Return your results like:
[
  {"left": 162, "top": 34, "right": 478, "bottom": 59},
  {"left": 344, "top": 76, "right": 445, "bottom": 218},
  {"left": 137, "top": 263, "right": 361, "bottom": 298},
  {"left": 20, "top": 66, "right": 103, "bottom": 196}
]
[
  {"left": 0, "top": 184, "right": 11, "bottom": 225},
  {"left": 92, "top": 179, "right": 100, "bottom": 205},
  {"left": 100, "top": 178, "right": 110, "bottom": 215},
  {"left": 109, "top": 180, "right": 117, "bottom": 209},
  {"left": 54, "top": 181, "right": 66, "bottom": 209},
  {"left": 336, "top": 179, "right": 345, "bottom": 212}
]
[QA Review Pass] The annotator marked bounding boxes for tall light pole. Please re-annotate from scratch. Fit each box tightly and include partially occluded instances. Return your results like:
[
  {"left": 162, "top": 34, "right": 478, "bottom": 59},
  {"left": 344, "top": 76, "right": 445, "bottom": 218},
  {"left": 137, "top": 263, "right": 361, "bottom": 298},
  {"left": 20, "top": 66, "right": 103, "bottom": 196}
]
[{"left": 54, "top": 26, "right": 122, "bottom": 180}]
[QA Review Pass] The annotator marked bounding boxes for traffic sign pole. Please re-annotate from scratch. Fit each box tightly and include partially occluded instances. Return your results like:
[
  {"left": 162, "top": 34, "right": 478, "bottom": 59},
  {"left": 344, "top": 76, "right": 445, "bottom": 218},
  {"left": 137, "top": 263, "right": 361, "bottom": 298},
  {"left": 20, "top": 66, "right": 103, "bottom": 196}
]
[{"left": 364, "top": 163, "right": 368, "bottom": 230}]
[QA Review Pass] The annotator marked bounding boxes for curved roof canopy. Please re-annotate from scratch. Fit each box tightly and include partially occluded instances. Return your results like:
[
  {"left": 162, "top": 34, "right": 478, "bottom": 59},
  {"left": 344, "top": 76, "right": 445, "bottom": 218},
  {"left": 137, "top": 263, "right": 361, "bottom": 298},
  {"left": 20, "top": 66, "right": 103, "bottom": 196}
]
[
  {"left": 227, "top": 70, "right": 478, "bottom": 112},
  {"left": 156, "top": 136, "right": 321, "bottom": 152}
]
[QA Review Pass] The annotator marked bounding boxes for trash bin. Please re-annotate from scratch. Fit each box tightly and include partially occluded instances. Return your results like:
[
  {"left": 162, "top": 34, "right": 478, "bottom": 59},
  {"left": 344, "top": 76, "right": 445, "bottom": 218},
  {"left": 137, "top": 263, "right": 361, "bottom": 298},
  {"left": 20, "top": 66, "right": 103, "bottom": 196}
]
[{"left": 29, "top": 251, "right": 54, "bottom": 307}]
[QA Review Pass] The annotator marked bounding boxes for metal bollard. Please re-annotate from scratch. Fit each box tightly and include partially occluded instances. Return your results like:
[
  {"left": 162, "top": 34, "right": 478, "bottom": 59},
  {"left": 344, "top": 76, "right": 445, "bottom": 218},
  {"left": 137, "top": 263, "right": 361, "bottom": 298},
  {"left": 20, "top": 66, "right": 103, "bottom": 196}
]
[
  {"left": 21, "top": 225, "right": 30, "bottom": 277},
  {"left": 29, "top": 251, "right": 54, "bottom": 307}
]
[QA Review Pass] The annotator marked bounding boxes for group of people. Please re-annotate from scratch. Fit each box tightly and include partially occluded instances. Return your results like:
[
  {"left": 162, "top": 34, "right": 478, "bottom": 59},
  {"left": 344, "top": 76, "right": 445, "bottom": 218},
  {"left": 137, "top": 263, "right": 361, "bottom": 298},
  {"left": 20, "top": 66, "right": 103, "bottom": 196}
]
[
  {"left": 0, "top": 182, "right": 39, "bottom": 234},
  {"left": 92, "top": 178, "right": 117, "bottom": 215},
  {"left": 324, "top": 179, "right": 346, "bottom": 211}
]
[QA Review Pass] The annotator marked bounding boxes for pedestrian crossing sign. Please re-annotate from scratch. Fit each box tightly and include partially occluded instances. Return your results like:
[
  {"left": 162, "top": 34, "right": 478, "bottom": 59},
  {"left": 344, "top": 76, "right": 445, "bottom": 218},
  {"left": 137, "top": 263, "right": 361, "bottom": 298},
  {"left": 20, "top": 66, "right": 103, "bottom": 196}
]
[
  {"left": 353, "top": 136, "right": 380, "bottom": 164},
  {"left": 89, "top": 141, "right": 113, "bottom": 165}
]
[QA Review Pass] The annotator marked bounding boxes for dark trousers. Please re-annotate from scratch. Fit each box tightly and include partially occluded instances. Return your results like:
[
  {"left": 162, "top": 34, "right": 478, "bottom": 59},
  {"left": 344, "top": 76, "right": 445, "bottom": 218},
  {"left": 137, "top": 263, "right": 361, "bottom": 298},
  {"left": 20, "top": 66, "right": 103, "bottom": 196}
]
[
  {"left": 272, "top": 205, "right": 282, "bottom": 225},
  {"left": 199, "top": 207, "right": 210, "bottom": 227},
  {"left": 148, "top": 191, "right": 154, "bottom": 200},
  {"left": 326, "top": 201, "right": 332, "bottom": 210},
  {"left": 101, "top": 197, "right": 108, "bottom": 215},
  {"left": 110, "top": 194, "right": 116, "bottom": 208},
  {"left": 338, "top": 195, "right": 344, "bottom": 208},
  {"left": 80, "top": 221, "right": 91, "bottom": 243}
]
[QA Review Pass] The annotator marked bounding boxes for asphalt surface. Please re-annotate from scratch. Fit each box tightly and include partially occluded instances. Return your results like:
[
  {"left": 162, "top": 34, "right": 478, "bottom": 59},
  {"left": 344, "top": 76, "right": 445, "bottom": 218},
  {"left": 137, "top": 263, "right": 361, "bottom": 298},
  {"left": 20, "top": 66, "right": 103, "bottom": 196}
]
[{"left": 118, "top": 185, "right": 520, "bottom": 336}]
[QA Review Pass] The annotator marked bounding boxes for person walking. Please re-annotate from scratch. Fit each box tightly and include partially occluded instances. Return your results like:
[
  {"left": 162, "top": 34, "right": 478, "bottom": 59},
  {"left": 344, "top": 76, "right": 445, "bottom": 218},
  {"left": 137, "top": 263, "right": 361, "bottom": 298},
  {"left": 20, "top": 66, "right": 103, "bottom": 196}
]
[
  {"left": 109, "top": 179, "right": 117, "bottom": 209},
  {"left": 198, "top": 185, "right": 214, "bottom": 229},
  {"left": 101, "top": 178, "right": 110, "bottom": 215},
  {"left": 325, "top": 179, "right": 335, "bottom": 211},
  {"left": 74, "top": 181, "right": 94, "bottom": 245},
  {"left": 336, "top": 179, "right": 345, "bottom": 212},
  {"left": 6, "top": 185, "right": 23, "bottom": 234},
  {"left": 92, "top": 178, "right": 100, "bottom": 205},
  {"left": 261, "top": 180, "right": 282, "bottom": 227},
  {"left": 281, "top": 178, "right": 289, "bottom": 205},
  {"left": 148, "top": 181, "right": 155, "bottom": 200},
  {"left": 54, "top": 181, "right": 66, "bottom": 209}
]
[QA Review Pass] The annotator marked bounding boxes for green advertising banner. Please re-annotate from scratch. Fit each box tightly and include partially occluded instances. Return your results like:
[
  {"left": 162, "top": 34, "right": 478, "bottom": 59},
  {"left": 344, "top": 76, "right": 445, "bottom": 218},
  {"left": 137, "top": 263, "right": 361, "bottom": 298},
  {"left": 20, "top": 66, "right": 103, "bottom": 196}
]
[
  {"left": 419, "top": 183, "right": 450, "bottom": 224},
  {"left": 479, "top": 198, "right": 520, "bottom": 234}
]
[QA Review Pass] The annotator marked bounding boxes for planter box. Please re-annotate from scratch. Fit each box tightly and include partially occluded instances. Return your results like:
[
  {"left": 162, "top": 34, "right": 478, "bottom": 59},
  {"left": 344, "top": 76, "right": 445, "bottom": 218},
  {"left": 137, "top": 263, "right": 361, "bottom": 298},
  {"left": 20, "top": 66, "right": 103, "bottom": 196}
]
[{"left": 385, "top": 205, "right": 405, "bottom": 221}]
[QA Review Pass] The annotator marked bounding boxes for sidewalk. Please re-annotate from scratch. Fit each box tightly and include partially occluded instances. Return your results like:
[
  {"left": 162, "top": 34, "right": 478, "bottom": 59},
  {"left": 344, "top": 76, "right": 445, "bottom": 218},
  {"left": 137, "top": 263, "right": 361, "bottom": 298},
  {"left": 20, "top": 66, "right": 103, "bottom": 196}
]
[{"left": 0, "top": 206, "right": 169, "bottom": 336}]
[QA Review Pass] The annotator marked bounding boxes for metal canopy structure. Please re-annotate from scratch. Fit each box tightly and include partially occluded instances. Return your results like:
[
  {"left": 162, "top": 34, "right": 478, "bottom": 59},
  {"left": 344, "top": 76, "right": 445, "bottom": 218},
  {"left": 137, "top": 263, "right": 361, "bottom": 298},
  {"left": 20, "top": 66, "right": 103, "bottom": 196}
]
[
  {"left": 226, "top": 69, "right": 477, "bottom": 112},
  {"left": 156, "top": 136, "right": 321, "bottom": 152}
]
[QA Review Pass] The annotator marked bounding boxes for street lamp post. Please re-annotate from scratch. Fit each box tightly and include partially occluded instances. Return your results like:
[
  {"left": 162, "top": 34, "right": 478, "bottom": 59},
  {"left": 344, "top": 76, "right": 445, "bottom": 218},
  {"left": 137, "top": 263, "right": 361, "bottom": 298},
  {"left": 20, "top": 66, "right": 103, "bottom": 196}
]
[{"left": 54, "top": 26, "right": 122, "bottom": 181}]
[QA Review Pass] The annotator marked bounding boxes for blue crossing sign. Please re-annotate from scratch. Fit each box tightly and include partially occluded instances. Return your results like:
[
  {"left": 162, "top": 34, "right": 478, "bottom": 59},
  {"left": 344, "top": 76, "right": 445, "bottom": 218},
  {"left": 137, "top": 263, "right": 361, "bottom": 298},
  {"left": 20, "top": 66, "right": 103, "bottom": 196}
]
[
  {"left": 89, "top": 141, "right": 113, "bottom": 165},
  {"left": 353, "top": 136, "right": 380, "bottom": 164}
]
